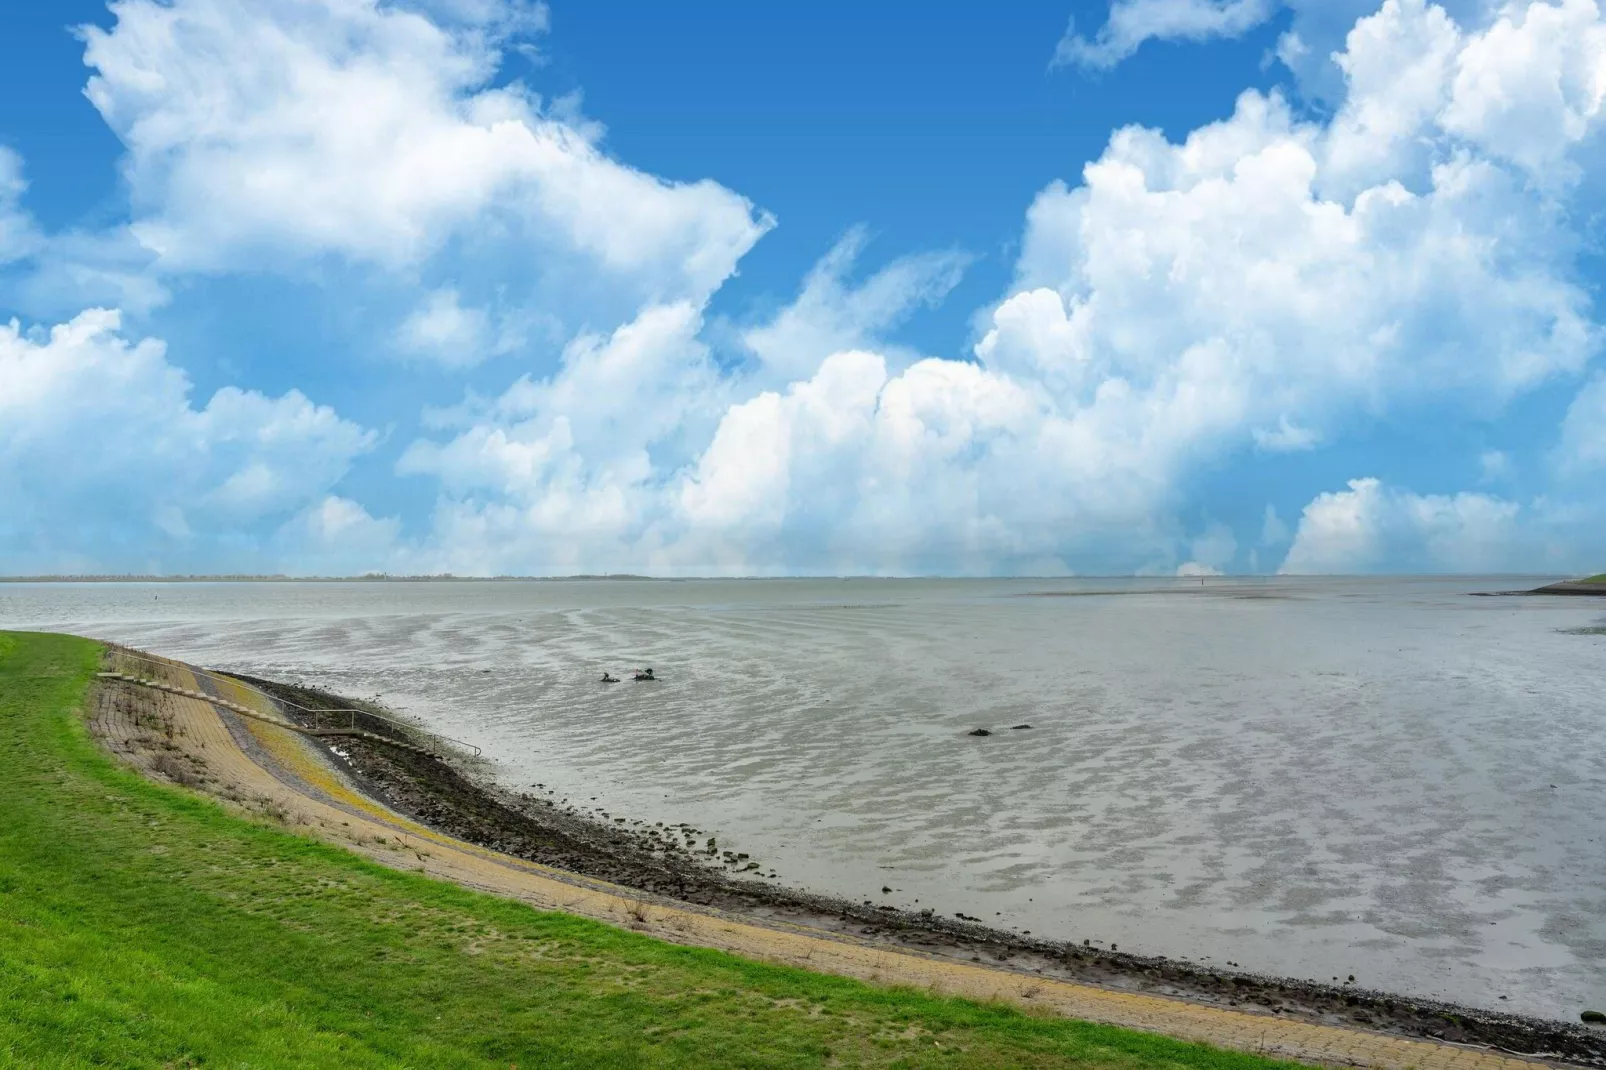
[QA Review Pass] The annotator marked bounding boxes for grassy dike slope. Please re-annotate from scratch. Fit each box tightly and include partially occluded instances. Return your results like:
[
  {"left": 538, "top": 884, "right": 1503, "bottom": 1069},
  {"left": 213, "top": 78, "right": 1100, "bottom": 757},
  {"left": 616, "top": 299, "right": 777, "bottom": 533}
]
[{"left": 0, "top": 633, "right": 1296, "bottom": 1069}]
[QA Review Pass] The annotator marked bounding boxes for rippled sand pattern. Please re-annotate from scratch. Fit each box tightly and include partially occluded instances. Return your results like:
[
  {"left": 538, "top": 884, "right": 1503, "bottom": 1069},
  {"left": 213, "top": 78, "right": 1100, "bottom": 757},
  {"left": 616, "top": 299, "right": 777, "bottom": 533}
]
[{"left": 6, "top": 576, "right": 1605, "bottom": 1020}]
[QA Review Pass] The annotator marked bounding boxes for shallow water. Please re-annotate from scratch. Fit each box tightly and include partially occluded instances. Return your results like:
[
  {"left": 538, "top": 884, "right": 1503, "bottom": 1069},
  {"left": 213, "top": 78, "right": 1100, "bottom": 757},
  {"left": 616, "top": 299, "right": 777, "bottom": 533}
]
[{"left": 5, "top": 576, "right": 1604, "bottom": 1021}]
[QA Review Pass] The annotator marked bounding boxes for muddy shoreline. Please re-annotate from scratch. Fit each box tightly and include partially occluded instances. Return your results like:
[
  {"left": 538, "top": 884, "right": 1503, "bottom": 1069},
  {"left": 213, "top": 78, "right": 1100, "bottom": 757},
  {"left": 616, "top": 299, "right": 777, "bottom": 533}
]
[{"left": 230, "top": 670, "right": 1605, "bottom": 1067}]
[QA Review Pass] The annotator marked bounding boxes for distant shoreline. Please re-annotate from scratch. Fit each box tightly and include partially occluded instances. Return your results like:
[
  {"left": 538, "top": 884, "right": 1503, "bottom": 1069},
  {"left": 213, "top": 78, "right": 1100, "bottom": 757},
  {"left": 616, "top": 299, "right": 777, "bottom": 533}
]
[
  {"left": 0, "top": 574, "right": 665, "bottom": 583},
  {"left": 1531, "top": 579, "right": 1606, "bottom": 596},
  {"left": 0, "top": 573, "right": 1579, "bottom": 584}
]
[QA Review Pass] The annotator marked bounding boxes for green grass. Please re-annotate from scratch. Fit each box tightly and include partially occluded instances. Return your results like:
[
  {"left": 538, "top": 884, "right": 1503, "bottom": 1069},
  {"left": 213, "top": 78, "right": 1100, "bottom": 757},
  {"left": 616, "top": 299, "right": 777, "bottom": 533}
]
[
  {"left": 1581, "top": 574, "right": 1606, "bottom": 584},
  {"left": 0, "top": 632, "right": 1299, "bottom": 1069}
]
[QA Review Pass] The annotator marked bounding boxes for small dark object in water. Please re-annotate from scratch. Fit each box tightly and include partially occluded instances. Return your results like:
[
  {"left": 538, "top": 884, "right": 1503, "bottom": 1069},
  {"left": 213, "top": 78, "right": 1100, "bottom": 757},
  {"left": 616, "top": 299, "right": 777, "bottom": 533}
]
[
  {"left": 633, "top": 668, "right": 656, "bottom": 681},
  {"left": 600, "top": 673, "right": 619, "bottom": 683},
  {"left": 881, "top": 885, "right": 891, "bottom": 894},
  {"left": 967, "top": 728, "right": 991, "bottom": 737},
  {"left": 1584, "top": 1010, "right": 1606, "bottom": 1024},
  {"left": 1010, "top": 723, "right": 1032, "bottom": 730}
]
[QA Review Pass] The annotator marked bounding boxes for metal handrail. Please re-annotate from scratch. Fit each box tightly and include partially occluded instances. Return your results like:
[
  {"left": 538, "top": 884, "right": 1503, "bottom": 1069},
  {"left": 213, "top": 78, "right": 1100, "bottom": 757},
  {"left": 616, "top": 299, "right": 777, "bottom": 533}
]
[{"left": 105, "top": 647, "right": 482, "bottom": 758}]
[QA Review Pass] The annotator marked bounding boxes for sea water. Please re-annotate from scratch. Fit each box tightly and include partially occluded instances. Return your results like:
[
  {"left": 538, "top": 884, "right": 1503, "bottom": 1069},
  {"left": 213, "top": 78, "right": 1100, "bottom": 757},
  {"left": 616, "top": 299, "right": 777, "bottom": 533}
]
[{"left": 4, "top": 576, "right": 1603, "bottom": 1020}]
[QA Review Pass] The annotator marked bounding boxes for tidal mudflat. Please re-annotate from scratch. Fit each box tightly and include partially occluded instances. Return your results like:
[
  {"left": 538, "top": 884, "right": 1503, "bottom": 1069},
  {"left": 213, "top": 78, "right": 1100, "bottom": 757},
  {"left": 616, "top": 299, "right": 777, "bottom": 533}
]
[{"left": 5, "top": 576, "right": 1604, "bottom": 1021}]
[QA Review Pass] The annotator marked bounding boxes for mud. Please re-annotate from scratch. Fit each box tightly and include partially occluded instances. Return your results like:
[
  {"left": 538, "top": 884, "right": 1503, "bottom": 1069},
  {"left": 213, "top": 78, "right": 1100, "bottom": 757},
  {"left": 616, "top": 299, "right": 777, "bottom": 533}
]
[{"left": 228, "top": 671, "right": 1606, "bottom": 1067}]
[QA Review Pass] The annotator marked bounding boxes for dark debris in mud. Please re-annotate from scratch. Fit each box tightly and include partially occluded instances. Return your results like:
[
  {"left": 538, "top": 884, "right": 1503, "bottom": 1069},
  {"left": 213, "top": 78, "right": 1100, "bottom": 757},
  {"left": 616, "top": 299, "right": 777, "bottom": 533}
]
[{"left": 228, "top": 671, "right": 1606, "bottom": 1068}]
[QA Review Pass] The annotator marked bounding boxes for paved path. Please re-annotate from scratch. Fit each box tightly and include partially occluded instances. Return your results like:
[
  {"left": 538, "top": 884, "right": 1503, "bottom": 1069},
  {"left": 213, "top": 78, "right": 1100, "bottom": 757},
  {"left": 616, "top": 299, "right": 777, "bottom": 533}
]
[{"left": 90, "top": 654, "right": 1556, "bottom": 1070}]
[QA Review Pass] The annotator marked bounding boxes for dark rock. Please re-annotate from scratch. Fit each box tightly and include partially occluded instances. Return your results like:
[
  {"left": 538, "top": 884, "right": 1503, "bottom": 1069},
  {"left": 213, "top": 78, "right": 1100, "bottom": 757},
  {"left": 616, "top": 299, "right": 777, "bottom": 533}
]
[
  {"left": 1010, "top": 724, "right": 1033, "bottom": 730},
  {"left": 967, "top": 728, "right": 992, "bottom": 737},
  {"left": 1584, "top": 1010, "right": 1606, "bottom": 1024}
]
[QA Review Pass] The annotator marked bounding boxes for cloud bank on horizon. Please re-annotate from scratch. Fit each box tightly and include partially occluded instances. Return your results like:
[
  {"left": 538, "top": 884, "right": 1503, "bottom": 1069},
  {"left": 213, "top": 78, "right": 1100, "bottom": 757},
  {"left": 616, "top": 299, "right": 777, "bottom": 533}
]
[{"left": 1, "top": 0, "right": 1603, "bottom": 576}]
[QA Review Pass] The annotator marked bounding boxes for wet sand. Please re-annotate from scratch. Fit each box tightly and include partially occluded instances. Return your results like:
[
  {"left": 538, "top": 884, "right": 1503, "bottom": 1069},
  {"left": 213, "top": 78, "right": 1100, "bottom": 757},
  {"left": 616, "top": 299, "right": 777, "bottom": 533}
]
[{"left": 166, "top": 668, "right": 1606, "bottom": 1067}]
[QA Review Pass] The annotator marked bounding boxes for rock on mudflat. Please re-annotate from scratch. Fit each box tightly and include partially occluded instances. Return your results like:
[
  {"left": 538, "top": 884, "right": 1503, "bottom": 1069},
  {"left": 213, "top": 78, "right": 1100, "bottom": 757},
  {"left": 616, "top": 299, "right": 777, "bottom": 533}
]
[
  {"left": 967, "top": 728, "right": 992, "bottom": 737},
  {"left": 1010, "top": 723, "right": 1032, "bottom": 730}
]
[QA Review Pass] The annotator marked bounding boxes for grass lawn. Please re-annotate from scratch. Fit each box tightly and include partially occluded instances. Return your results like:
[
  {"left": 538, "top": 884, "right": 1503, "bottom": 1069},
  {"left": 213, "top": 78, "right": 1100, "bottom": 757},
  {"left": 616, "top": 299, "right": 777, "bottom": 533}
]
[
  {"left": 0, "top": 631, "right": 1300, "bottom": 1069},
  {"left": 1582, "top": 574, "right": 1606, "bottom": 584}
]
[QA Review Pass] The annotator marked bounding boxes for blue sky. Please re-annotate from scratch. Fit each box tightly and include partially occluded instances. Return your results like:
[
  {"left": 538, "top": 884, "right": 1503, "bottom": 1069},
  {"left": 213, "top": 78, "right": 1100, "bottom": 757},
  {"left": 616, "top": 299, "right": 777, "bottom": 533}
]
[{"left": 0, "top": 0, "right": 1602, "bottom": 576}]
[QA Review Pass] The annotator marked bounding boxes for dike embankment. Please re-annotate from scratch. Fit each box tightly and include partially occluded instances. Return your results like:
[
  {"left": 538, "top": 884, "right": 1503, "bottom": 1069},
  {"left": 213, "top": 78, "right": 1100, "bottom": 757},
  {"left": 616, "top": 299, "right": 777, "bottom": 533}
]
[{"left": 91, "top": 643, "right": 1606, "bottom": 1070}]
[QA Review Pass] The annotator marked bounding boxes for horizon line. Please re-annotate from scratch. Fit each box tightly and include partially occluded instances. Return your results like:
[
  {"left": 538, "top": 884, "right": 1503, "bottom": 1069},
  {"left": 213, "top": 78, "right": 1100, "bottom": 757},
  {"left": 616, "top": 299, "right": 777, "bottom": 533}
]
[{"left": 0, "top": 572, "right": 1574, "bottom": 583}]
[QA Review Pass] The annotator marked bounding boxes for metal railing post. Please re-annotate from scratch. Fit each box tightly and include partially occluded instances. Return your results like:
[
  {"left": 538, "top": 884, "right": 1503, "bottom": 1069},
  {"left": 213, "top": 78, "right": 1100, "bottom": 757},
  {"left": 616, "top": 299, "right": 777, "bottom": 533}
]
[{"left": 103, "top": 646, "right": 481, "bottom": 758}]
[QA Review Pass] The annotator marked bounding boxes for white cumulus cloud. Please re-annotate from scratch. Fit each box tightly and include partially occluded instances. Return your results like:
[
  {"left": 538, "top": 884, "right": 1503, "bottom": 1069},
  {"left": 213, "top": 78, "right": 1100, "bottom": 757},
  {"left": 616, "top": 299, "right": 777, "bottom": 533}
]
[
  {"left": 1555, "top": 375, "right": 1606, "bottom": 474},
  {"left": 740, "top": 228, "right": 968, "bottom": 384},
  {"left": 80, "top": 0, "right": 771, "bottom": 324},
  {"left": 18, "top": 0, "right": 1606, "bottom": 577},
  {"left": 393, "top": 286, "right": 537, "bottom": 367},
  {"left": 0, "top": 309, "right": 375, "bottom": 572},
  {"left": 0, "top": 147, "right": 41, "bottom": 266},
  {"left": 1053, "top": 0, "right": 1282, "bottom": 70},
  {"left": 398, "top": 301, "right": 732, "bottom": 572},
  {"left": 374, "top": 0, "right": 1606, "bottom": 576},
  {"left": 272, "top": 495, "right": 405, "bottom": 575},
  {"left": 1279, "top": 477, "right": 1525, "bottom": 573}
]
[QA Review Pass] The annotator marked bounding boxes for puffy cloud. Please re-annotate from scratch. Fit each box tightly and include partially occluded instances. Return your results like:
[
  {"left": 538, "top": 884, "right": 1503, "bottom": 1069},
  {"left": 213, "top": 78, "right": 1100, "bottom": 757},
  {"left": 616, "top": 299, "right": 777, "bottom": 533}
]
[
  {"left": 1051, "top": 0, "right": 1536, "bottom": 124},
  {"left": 397, "top": 288, "right": 492, "bottom": 366},
  {"left": 974, "top": 2, "right": 1604, "bottom": 567},
  {"left": 272, "top": 495, "right": 404, "bottom": 575},
  {"left": 1260, "top": 504, "right": 1291, "bottom": 545},
  {"left": 1320, "top": 0, "right": 1465, "bottom": 195},
  {"left": 1012, "top": 89, "right": 1593, "bottom": 415},
  {"left": 670, "top": 0, "right": 1606, "bottom": 575},
  {"left": 0, "top": 148, "right": 41, "bottom": 266},
  {"left": 398, "top": 302, "right": 731, "bottom": 572},
  {"left": 1052, "top": 0, "right": 1281, "bottom": 70},
  {"left": 0, "top": 150, "right": 166, "bottom": 317},
  {"left": 1186, "top": 522, "right": 1239, "bottom": 571},
  {"left": 740, "top": 228, "right": 968, "bottom": 384},
  {"left": 394, "top": 286, "right": 533, "bottom": 367},
  {"left": 80, "top": 0, "right": 771, "bottom": 314},
  {"left": 0, "top": 309, "right": 375, "bottom": 571},
  {"left": 23, "top": 0, "right": 1606, "bottom": 577},
  {"left": 1253, "top": 416, "right": 1321, "bottom": 452},
  {"left": 1278, "top": 477, "right": 1526, "bottom": 572},
  {"left": 1322, "top": 0, "right": 1606, "bottom": 193},
  {"left": 382, "top": 0, "right": 1606, "bottom": 576},
  {"left": 677, "top": 350, "right": 893, "bottom": 563},
  {"left": 407, "top": 0, "right": 550, "bottom": 36},
  {"left": 1479, "top": 448, "right": 1514, "bottom": 482},
  {"left": 1441, "top": 0, "right": 1606, "bottom": 183},
  {"left": 1555, "top": 375, "right": 1606, "bottom": 474},
  {"left": 668, "top": 349, "right": 1176, "bottom": 575}
]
